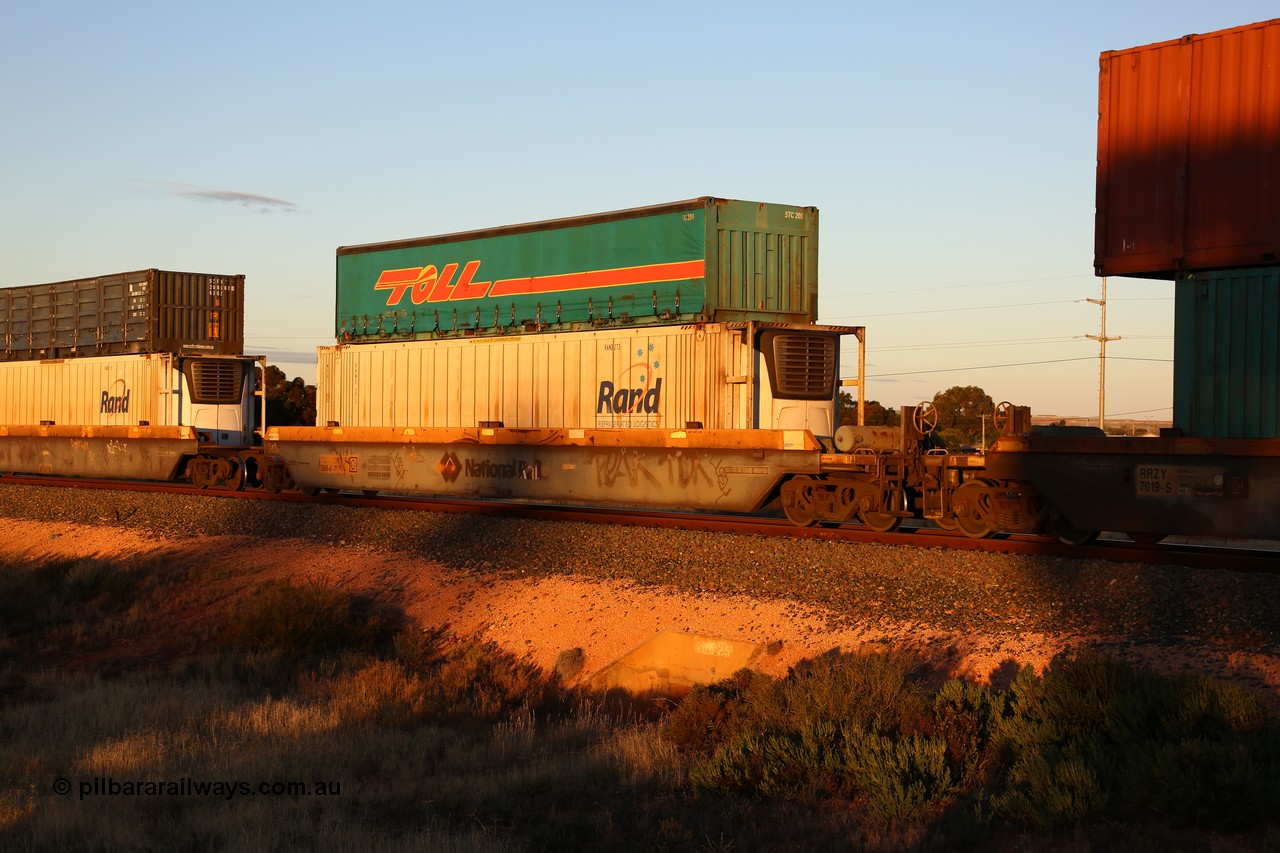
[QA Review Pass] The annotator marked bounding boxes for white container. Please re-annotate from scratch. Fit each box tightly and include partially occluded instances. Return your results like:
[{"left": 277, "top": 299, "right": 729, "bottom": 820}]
[
  {"left": 316, "top": 322, "right": 852, "bottom": 438},
  {"left": 0, "top": 353, "right": 258, "bottom": 447}
]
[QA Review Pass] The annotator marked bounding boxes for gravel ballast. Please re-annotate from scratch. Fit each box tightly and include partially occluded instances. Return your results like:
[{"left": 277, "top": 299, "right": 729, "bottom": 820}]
[{"left": 2, "top": 483, "right": 1277, "bottom": 700}]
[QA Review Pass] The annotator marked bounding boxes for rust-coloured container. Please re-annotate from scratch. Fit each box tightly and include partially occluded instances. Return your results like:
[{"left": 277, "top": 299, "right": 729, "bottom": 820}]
[{"left": 1095, "top": 18, "right": 1280, "bottom": 279}]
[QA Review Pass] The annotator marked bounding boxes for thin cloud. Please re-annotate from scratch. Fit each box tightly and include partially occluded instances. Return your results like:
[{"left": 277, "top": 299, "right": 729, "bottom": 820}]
[
  {"left": 248, "top": 346, "right": 327, "bottom": 361},
  {"left": 176, "top": 188, "right": 297, "bottom": 213}
]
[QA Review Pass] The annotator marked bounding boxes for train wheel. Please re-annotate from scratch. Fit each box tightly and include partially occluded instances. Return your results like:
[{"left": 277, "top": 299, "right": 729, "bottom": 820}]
[
  {"left": 226, "top": 457, "right": 248, "bottom": 491},
  {"left": 189, "top": 458, "right": 216, "bottom": 490},
  {"left": 781, "top": 476, "right": 819, "bottom": 527},
  {"left": 932, "top": 515, "right": 959, "bottom": 531},
  {"left": 859, "top": 510, "right": 902, "bottom": 533},
  {"left": 952, "top": 480, "right": 995, "bottom": 539},
  {"left": 261, "top": 462, "right": 294, "bottom": 493},
  {"left": 1049, "top": 511, "right": 1098, "bottom": 546},
  {"left": 1126, "top": 531, "right": 1166, "bottom": 544}
]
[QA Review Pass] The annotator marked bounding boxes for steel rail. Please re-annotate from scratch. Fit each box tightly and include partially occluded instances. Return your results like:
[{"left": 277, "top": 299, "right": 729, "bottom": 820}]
[{"left": 1, "top": 473, "right": 1275, "bottom": 573}]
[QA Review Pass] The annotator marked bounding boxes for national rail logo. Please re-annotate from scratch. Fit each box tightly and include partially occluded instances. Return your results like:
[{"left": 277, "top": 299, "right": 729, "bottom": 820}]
[
  {"left": 437, "top": 452, "right": 544, "bottom": 483},
  {"left": 438, "top": 452, "right": 462, "bottom": 483},
  {"left": 372, "top": 259, "right": 706, "bottom": 307}
]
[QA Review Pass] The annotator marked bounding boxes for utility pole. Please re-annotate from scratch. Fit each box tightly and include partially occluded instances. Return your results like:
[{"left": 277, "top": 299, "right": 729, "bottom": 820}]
[{"left": 1085, "top": 278, "right": 1121, "bottom": 430}]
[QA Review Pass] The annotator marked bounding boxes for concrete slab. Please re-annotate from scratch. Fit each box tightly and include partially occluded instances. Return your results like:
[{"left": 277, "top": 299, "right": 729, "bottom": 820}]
[{"left": 588, "top": 631, "right": 766, "bottom": 697}]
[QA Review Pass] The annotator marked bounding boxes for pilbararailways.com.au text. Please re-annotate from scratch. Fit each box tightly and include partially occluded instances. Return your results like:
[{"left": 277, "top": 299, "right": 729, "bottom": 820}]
[{"left": 53, "top": 776, "right": 342, "bottom": 801}]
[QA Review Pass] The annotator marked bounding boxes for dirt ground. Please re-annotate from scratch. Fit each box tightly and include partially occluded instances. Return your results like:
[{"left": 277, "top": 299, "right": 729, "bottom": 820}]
[{"left": 5, "top": 517, "right": 1279, "bottom": 702}]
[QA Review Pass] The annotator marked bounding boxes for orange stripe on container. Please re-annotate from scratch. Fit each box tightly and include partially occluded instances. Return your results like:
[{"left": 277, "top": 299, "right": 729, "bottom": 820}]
[{"left": 490, "top": 260, "right": 705, "bottom": 296}]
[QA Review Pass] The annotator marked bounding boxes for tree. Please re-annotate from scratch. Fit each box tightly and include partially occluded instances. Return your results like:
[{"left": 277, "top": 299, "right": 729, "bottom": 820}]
[
  {"left": 259, "top": 364, "right": 317, "bottom": 427},
  {"left": 839, "top": 393, "right": 900, "bottom": 427},
  {"left": 930, "top": 385, "right": 994, "bottom": 450}
]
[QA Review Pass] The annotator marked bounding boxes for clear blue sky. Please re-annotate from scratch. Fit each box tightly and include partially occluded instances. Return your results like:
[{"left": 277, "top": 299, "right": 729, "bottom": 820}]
[{"left": 3, "top": 2, "right": 1275, "bottom": 419}]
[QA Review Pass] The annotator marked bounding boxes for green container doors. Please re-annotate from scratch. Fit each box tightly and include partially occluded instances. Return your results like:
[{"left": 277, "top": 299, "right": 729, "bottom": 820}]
[
  {"left": 1174, "top": 268, "right": 1280, "bottom": 438},
  {"left": 710, "top": 198, "right": 818, "bottom": 323},
  {"left": 334, "top": 197, "right": 819, "bottom": 342}
]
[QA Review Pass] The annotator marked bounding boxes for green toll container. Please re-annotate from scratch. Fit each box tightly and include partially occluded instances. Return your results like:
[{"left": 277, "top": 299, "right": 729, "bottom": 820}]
[
  {"left": 1174, "top": 267, "right": 1280, "bottom": 438},
  {"left": 333, "top": 197, "right": 819, "bottom": 342}
]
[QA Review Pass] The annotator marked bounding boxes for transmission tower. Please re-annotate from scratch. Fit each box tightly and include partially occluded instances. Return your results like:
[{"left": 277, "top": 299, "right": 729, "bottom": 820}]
[{"left": 1085, "top": 278, "right": 1121, "bottom": 430}]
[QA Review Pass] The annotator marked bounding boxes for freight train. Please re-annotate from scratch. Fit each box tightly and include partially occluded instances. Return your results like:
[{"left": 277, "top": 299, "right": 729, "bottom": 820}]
[
  {"left": 3, "top": 197, "right": 1279, "bottom": 546},
  {"left": 8, "top": 16, "right": 1280, "bottom": 545},
  {"left": 0, "top": 269, "right": 295, "bottom": 492}
]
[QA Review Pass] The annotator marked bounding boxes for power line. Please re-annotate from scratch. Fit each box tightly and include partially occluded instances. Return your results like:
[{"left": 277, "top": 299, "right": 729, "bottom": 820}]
[
  {"left": 868, "top": 357, "right": 1098, "bottom": 378},
  {"left": 825, "top": 293, "right": 1174, "bottom": 323},
  {"left": 864, "top": 334, "right": 1173, "bottom": 355},
  {"left": 828, "top": 298, "right": 1081, "bottom": 321},
  {"left": 876, "top": 335, "right": 1078, "bottom": 352},
  {"left": 1106, "top": 406, "right": 1173, "bottom": 416},
  {"left": 865, "top": 353, "right": 1173, "bottom": 379},
  {"left": 847, "top": 273, "right": 1091, "bottom": 297}
]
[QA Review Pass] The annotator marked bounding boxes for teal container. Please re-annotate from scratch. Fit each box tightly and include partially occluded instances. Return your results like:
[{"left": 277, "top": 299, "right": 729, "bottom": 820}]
[
  {"left": 333, "top": 197, "right": 818, "bottom": 342},
  {"left": 1174, "top": 268, "right": 1280, "bottom": 438}
]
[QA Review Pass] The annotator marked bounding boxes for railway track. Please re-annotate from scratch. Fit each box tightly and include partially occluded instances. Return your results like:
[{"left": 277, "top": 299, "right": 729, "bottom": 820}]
[{"left": 2, "top": 473, "right": 1275, "bottom": 573}]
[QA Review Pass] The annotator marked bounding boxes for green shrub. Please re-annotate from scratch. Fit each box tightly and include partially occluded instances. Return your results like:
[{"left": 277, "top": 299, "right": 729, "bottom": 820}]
[
  {"left": 931, "top": 678, "right": 1006, "bottom": 787},
  {"left": 779, "top": 651, "right": 932, "bottom": 736},
  {"left": 842, "top": 727, "right": 956, "bottom": 826},
  {"left": 306, "top": 658, "right": 429, "bottom": 727},
  {"left": 673, "top": 652, "right": 959, "bottom": 825},
  {"left": 222, "top": 580, "right": 380, "bottom": 655},
  {"left": 659, "top": 672, "right": 765, "bottom": 755},
  {"left": 61, "top": 558, "right": 134, "bottom": 602},
  {"left": 429, "top": 636, "right": 559, "bottom": 721},
  {"left": 0, "top": 557, "right": 136, "bottom": 635},
  {"left": 1138, "top": 734, "right": 1275, "bottom": 828},
  {"left": 1160, "top": 672, "right": 1270, "bottom": 738},
  {"left": 991, "top": 743, "right": 1107, "bottom": 830},
  {"left": 990, "top": 647, "right": 1280, "bottom": 833}
]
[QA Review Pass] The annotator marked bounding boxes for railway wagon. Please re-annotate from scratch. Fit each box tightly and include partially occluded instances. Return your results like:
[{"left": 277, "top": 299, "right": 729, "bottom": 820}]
[
  {"left": 986, "top": 17, "right": 1280, "bottom": 544},
  {"left": 0, "top": 352, "right": 265, "bottom": 485},
  {"left": 268, "top": 424, "right": 828, "bottom": 514},
  {"left": 335, "top": 197, "right": 820, "bottom": 343},
  {"left": 280, "top": 320, "right": 862, "bottom": 510},
  {"left": 0, "top": 268, "right": 244, "bottom": 360},
  {"left": 316, "top": 321, "right": 861, "bottom": 439},
  {"left": 982, "top": 429, "right": 1280, "bottom": 543},
  {"left": 272, "top": 197, "right": 866, "bottom": 512}
]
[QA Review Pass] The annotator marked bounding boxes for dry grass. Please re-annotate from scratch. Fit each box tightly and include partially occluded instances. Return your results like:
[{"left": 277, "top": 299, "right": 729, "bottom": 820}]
[{"left": 3, "top": 552, "right": 1280, "bottom": 851}]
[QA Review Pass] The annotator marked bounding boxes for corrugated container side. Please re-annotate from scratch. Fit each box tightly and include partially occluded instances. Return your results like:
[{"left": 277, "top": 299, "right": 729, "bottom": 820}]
[
  {"left": 710, "top": 199, "right": 818, "bottom": 322},
  {"left": 317, "top": 325, "right": 762, "bottom": 432},
  {"left": 1173, "top": 268, "right": 1280, "bottom": 437},
  {"left": 1096, "top": 18, "right": 1280, "bottom": 278},
  {"left": 0, "top": 353, "right": 176, "bottom": 427},
  {"left": 0, "top": 269, "right": 245, "bottom": 360},
  {"left": 153, "top": 270, "right": 245, "bottom": 354},
  {"left": 333, "top": 197, "right": 818, "bottom": 343}
]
